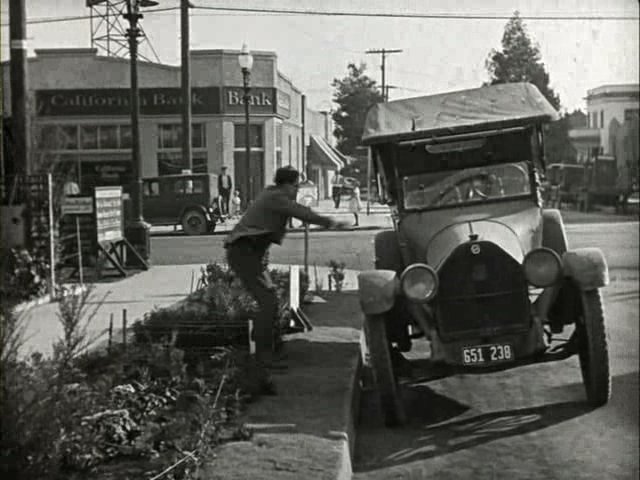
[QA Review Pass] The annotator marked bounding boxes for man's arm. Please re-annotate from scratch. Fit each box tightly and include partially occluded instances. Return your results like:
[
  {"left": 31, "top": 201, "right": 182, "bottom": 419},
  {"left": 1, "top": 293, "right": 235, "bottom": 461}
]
[{"left": 270, "top": 194, "right": 335, "bottom": 228}]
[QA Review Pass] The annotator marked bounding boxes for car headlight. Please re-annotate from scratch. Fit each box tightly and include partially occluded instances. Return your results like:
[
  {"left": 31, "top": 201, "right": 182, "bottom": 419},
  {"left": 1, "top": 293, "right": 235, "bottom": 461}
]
[
  {"left": 400, "top": 263, "right": 438, "bottom": 302},
  {"left": 523, "top": 248, "right": 562, "bottom": 287}
]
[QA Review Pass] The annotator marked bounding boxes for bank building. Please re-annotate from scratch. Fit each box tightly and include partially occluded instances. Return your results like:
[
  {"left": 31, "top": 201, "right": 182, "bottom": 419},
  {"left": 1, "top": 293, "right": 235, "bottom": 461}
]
[{"left": 1, "top": 48, "right": 345, "bottom": 201}]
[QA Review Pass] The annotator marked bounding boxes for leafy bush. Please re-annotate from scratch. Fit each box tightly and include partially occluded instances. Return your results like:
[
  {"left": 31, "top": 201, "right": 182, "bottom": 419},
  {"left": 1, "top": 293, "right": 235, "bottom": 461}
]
[
  {"left": 1, "top": 287, "right": 254, "bottom": 480},
  {"left": 136, "top": 261, "right": 310, "bottom": 357},
  {"left": 0, "top": 247, "right": 50, "bottom": 305}
]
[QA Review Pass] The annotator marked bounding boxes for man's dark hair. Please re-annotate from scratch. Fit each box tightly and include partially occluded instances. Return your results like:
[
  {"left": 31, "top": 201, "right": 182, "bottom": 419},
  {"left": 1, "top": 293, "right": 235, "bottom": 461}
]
[{"left": 274, "top": 166, "right": 300, "bottom": 186}]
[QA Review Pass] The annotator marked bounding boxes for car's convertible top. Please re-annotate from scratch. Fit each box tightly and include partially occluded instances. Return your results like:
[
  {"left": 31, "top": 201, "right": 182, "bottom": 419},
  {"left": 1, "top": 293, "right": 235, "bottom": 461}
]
[{"left": 362, "top": 82, "right": 559, "bottom": 145}]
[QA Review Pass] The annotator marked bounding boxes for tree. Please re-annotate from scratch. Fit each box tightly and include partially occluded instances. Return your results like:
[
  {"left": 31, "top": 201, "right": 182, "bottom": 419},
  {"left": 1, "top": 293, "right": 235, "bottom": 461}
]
[
  {"left": 486, "top": 12, "right": 580, "bottom": 163},
  {"left": 486, "top": 11, "right": 560, "bottom": 110},
  {"left": 331, "top": 63, "right": 384, "bottom": 155}
]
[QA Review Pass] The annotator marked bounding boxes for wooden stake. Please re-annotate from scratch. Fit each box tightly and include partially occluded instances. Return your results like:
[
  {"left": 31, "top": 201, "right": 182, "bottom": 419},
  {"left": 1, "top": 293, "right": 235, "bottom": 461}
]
[
  {"left": 108, "top": 313, "right": 114, "bottom": 354},
  {"left": 122, "top": 309, "right": 127, "bottom": 350},
  {"left": 76, "top": 216, "right": 84, "bottom": 286}
]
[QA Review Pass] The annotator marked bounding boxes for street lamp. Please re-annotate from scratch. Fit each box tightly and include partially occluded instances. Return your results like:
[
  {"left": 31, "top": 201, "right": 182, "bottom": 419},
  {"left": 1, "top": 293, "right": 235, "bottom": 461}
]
[
  {"left": 238, "top": 44, "right": 253, "bottom": 205},
  {"left": 123, "top": 0, "right": 157, "bottom": 261}
]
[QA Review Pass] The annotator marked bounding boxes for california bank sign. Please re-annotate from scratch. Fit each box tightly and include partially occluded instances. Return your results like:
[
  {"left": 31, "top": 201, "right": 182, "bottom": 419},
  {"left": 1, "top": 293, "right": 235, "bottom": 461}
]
[
  {"left": 37, "top": 88, "right": 221, "bottom": 116},
  {"left": 36, "top": 87, "right": 285, "bottom": 117}
]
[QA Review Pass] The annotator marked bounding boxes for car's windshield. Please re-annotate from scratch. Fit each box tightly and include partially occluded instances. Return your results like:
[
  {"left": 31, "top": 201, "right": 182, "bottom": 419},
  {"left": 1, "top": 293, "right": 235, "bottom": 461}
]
[{"left": 402, "top": 161, "right": 531, "bottom": 210}]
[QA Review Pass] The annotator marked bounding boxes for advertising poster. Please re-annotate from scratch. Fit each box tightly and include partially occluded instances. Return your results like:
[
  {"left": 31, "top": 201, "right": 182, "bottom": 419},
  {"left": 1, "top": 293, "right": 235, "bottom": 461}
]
[{"left": 94, "top": 186, "right": 123, "bottom": 244}]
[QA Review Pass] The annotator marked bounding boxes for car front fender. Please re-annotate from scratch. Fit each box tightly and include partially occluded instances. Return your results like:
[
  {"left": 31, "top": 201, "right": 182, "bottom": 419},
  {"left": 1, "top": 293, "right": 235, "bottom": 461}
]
[
  {"left": 562, "top": 248, "right": 609, "bottom": 290},
  {"left": 358, "top": 270, "right": 399, "bottom": 315}
]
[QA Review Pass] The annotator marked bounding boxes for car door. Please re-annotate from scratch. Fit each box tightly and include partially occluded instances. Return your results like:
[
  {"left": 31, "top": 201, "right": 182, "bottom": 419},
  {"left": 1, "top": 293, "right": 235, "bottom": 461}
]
[{"left": 142, "top": 179, "right": 162, "bottom": 224}]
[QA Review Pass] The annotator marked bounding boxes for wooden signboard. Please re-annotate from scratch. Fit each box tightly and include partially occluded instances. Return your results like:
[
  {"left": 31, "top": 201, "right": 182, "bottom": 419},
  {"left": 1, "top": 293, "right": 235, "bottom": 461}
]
[
  {"left": 94, "top": 187, "right": 123, "bottom": 244},
  {"left": 93, "top": 186, "right": 148, "bottom": 277},
  {"left": 61, "top": 196, "right": 94, "bottom": 216}
]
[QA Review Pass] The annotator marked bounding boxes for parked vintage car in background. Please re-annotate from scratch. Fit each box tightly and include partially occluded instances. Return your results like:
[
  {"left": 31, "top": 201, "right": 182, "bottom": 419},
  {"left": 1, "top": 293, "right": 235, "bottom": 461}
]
[
  {"left": 358, "top": 83, "right": 611, "bottom": 426},
  {"left": 142, "top": 173, "right": 221, "bottom": 235}
]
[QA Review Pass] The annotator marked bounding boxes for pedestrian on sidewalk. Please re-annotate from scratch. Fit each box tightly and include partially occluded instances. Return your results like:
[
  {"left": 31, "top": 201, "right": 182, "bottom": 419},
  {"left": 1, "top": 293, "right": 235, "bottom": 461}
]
[
  {"left": 331, "top": 172, "right": 344, "bottom": 209},
  {"left": 218, "top": 165, "right": 233, "bottom": 216},
  {"left": 349, "top": 181, "right": 362, "bottom": 226},
  {"left": 224, "top": 166, "right": 349, "bottom": 370},
  {"left": 230, "top": 189, "right": 242, "bottom": 218}
]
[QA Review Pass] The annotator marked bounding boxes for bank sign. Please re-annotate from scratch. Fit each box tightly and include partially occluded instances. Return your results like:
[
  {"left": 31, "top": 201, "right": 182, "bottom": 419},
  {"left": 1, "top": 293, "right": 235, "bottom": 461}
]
[{"left": 36, "top": 87, "right": 290, "bottom": 117}]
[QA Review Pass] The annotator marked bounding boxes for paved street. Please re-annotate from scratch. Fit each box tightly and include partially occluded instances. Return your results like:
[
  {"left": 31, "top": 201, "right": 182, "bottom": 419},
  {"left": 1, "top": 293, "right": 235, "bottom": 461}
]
[{"left": 150, "top": 221, "right": 639, "bottom": 271}]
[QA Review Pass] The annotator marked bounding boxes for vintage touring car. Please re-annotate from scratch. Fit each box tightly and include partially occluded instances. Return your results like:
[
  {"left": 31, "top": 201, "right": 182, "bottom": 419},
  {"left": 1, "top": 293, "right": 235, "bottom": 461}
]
[{"left": 358, "top": 83, "right": 610, "bottom": 426}]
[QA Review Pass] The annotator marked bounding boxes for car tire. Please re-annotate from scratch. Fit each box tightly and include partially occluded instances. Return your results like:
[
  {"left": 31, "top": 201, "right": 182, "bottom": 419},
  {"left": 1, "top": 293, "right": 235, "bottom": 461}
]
[
  {"left": 576, "top": 289, "right": 611, "bottom": 407},
  {"left": 542, "top": 209, "right": 568, "bottom": 255},
  {"left": 365, "top": 313, "right": 407, "bottom": 427},
  {"left": 181, "top": 209, "right": 207, "bottom": 236}
]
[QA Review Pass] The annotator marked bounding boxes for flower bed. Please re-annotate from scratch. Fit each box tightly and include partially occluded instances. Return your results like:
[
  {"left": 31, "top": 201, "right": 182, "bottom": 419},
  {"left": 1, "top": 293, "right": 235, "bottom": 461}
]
[
  {"left": 133, "top": 261, "right": 310, "bottom": 357},
  {"left": 0, "top": 259, "right": 310, "bottom": 479}
]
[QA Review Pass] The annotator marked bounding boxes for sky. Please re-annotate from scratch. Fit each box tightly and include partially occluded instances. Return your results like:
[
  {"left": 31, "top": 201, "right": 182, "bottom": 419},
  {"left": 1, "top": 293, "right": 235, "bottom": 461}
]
[{"left": 1, "top": 0, "right": 638, "bottom": 113}]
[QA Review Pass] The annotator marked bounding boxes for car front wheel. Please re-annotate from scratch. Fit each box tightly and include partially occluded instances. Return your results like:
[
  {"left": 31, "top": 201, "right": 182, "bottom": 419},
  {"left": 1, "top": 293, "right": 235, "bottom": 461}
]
[
  {"left": 365, "top": 313, "right": 407, "bottom": 427},
  {"left": 576, "top": 289, "right": 611, "bottom": 407},
  {"left": 181, "top": 209, "right": 207, "bottom": 236}
]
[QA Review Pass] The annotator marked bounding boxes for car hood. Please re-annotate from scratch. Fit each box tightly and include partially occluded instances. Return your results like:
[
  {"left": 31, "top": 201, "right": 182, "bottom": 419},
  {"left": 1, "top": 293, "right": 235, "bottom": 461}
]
[{"left": 397, "top": 200, "right": 542, "bottom": 269}]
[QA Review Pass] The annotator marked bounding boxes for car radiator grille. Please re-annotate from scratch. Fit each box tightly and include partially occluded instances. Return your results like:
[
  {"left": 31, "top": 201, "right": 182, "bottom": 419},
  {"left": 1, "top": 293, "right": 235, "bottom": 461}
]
[{"left": 436, "top": 241, "right": 530, "bottom": 340}]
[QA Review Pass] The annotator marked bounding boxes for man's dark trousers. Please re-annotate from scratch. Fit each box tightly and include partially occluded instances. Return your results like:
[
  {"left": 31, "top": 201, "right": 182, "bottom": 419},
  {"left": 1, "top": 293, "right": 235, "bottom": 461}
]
[
  {"left": 226, "top": 238, "right": 277, "bottom": 361},
  {"left": 220, "top": 189, "right": 231, "bottom": 216}
]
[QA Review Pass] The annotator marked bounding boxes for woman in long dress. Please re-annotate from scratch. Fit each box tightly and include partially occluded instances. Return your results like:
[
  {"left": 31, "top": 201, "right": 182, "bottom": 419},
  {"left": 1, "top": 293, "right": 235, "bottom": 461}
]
[{"left": 348, "top": 181, "right": 362, "bottom": 226}]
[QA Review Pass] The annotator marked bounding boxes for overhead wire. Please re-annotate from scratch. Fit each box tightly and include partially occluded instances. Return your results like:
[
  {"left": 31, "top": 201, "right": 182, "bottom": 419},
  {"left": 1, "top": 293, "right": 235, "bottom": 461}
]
[{"left": 1, "top": 4, "right": 637, "bottom": 27}]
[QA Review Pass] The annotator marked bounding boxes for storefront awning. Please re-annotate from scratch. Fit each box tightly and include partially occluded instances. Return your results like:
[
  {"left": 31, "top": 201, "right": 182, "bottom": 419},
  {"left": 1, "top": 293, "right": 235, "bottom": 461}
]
[{"left": 308, "top": 135, "right": 345, "bottom": 170}]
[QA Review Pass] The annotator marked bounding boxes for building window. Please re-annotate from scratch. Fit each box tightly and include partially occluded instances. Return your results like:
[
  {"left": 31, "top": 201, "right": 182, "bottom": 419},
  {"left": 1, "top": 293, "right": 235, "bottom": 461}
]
[
  {"left": 296, "top": 136, "right": 300, "bottom": 170},
  {"left": 157, "top": 152, "right": 208, "bottom": 175},
  {"left": 37, "top": 124, "right": 135, "bottom": 151},
  {"left": 99, "top": 125, "right": 119, "bottom": 149},
  {"left": 158, "top": 123, "right": 206, "bottom": 149},
  {"left": 156, "top": 123, "right": 208, "bottom": 175},
  {"left": 288, "top": 135, "right": 292, "bottom": 166},
  {"left": 234, "top": 124, "right": 263, "bottom": 149},
  {"left": 624, "top": 109, "right": 639, "bottom": 122},
  {"left": 275, "top": 121, "right": 283, "bottom": 169},
  {"left": 600, "top": 110, "right": 604, "bottom": 128},
  {"left": 591, "top": 112, "right": 598, "bottom": 129}
]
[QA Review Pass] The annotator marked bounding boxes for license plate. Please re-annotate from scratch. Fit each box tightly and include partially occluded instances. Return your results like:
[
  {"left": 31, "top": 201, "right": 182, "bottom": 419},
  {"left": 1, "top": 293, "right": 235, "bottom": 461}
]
[{"left": 462, "top": 343, "right": 514, "bottom": 365}]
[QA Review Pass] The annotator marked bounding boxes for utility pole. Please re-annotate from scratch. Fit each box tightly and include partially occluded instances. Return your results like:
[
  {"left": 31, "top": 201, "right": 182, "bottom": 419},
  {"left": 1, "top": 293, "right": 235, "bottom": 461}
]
[
  {"left": 384, "top": 85, "right": 398, "bottom": 102},
  {"left": 181, "top": 0, "right": 193, "bottom": 171},
  {"left": 9, "top": 0, "right": 30, "bottom": 174},
  {"left": 365, "top": 48, "right": 402, "bottom": 102}
]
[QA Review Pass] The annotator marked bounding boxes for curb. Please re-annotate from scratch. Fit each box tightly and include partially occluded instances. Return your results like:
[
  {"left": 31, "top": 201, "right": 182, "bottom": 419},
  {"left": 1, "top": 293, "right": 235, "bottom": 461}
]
[
  {"left": 336, "top": 352, "right": 363, "bottom": 480},
  {"left": 150, "top": 224, "right": 390, "bottom": 237},
  {"left": 12, "top": 284, "right": 89, "bottom": 315}
]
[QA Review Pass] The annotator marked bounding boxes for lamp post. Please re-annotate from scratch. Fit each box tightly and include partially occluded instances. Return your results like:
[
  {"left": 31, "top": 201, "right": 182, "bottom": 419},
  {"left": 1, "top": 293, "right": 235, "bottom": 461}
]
[
  {"left": 123, "top": 0, "right": 156, "bottom": 261},
  {"left": 238, "top": 44, "right": 253, "bottom": 206}
]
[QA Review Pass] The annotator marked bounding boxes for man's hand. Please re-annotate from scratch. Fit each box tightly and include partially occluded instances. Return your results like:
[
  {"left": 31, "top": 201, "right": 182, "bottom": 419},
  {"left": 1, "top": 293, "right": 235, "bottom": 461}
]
[{"left": 329, "top": 219, "right": 351, "bottom": 230}]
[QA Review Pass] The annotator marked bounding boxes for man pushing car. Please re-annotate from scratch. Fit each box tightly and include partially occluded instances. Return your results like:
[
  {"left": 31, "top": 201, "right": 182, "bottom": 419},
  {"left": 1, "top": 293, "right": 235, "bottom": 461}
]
[{"left": 224, "top": 166, "right": 350, "bottom": 370}]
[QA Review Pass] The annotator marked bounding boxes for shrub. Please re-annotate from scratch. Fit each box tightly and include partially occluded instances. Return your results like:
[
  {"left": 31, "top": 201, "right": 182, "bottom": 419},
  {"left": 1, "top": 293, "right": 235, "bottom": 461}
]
[
  {"left": 137, "top": 261, "right": 310, "bottom": 357},
  {"left": 0, "top": 247, "right": 50, "bottom": 305},
  {"left": 1, "top": 287, "right": 253, "bottom": 479}
]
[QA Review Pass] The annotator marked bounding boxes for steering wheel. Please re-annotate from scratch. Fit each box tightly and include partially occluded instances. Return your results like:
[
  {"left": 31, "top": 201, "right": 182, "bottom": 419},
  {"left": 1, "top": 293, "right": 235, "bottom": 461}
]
[{"left": 434, "top": 173, "right": 492, "bottom": 206}]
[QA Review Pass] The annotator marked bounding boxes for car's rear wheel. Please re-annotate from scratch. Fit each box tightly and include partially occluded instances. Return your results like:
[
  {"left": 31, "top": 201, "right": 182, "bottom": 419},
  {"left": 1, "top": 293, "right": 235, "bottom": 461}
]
[
  {"left": 182, "top": 209, "right": 207, "bottom": 236},
  {"left": 365, "top": 313, "right": 407, "bottom": 427},
  {"left": 576, "top": 289, "right": 611, "bottom": 407}
]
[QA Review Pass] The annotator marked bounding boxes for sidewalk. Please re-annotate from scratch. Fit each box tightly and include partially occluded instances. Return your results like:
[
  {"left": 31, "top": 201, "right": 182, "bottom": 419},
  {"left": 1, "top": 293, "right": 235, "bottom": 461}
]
[{"left": 18, "top": 263, "right": 361, "bottom": 358}]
